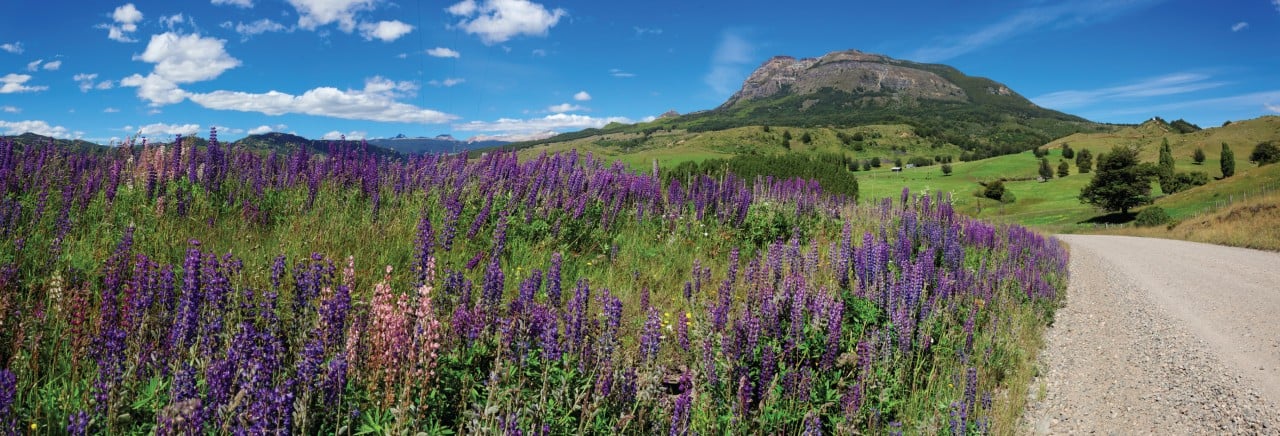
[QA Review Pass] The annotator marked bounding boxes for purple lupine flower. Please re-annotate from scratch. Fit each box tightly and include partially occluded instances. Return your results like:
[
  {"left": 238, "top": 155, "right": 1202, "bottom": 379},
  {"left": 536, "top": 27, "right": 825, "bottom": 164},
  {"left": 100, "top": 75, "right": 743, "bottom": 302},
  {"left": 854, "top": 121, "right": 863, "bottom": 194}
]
[
  {"left": 482, "top": 257, "right": 505, "bottom": 311},
  {"left": 638, "top": 307, "right": 662, "bottom": 364},
  {"left": 546, "top": 252, "right": 563, "bottom": 305},
  {"left": 66, "top": 410, "right": 90, "bottom": 436},
  {"left": 323, "top": 356, "right": 348, "bottom": 408},
  {"left": 512, "top": 269, "right": 542, "bottom": 315},
  {"left": 802, "top": 412, "right": 822, "bottom": 436},
  {"left": 676, "top": 312, "right": 690, "bottom": 352},
  {"left": 0, "top": 369, "right": 14, "bottom": 435},
  {"left": 532, "top": 304, "right": 561, "bottom": 361},
  {"left": 820, "top": 300, "right": 843, "bottom": 370},
  {"left": 669, "top": 376, "right": 691, "bottom": 436}
]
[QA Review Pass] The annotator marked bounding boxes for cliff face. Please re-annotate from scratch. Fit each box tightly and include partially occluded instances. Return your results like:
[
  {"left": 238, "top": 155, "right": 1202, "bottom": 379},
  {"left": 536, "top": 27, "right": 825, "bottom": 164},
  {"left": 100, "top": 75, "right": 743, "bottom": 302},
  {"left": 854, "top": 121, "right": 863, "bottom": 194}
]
[{"left": 721, "top": 50, "right": 968, "bottom": 108}]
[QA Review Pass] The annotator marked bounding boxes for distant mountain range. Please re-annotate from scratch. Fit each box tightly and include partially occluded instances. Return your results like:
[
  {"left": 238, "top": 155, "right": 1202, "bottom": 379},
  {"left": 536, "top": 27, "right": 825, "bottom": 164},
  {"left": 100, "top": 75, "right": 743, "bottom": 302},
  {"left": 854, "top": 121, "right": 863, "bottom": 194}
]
[{"left": 363, "top": 134, "right": 510, "bottom": 155}]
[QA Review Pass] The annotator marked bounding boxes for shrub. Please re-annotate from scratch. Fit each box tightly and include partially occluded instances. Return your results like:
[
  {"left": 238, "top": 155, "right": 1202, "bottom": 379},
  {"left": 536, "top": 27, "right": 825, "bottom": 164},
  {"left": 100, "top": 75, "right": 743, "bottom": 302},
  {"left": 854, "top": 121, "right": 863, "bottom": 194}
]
[
  {"left": 1134, "top": 206, "right": 1170, "bottom": 227},
  {"left": 1057, "top": 160, "right": 1069, "bottom": 177},
  {"left": 983, "top": 180, "right": 1006, "bottom": 201},
  {"left": 1249, "top": 141, "right": 1280, "bottom": 166},
  {"left": 1222, "top": 143, "right": 1235, "bottom": 178},
  {"left": 1193, "top": 147, "right": 1205, "bottom": 165},
  {"left": 941, "top": 163, "right": 953, "bottom": 175}
]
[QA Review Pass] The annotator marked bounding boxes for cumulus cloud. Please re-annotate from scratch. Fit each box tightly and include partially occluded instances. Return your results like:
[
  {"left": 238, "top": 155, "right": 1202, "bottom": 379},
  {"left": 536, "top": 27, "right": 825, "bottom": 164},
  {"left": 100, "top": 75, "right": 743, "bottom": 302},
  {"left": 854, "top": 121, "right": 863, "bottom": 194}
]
[
  {"left": 446, "top": 0, "right": 566, "bottom": 45},
  {"left": 76, "top": 73, "right": 115, "bottom": 92},
  {"left": 212, "top": 0, "right": 254, "bottom": 7},
  {"left": 133, "top": 32, "right": 240, "bottom": 83},
  {"left": 160, "top": 13, "right": 185, "bottom": 30},
  {"left": 359, "top": 20, "right": 414, "bottom": 42},
  {"left": 0, "top": 120, "right": 71, "bottom": 138},
  {"left": 1267, "top": 103, "right": 1280, "bottom": 113},
  {"left": 427, "top": 47, "right": 461, "bottom": 58},
  {"left": 573, "top": 91, "right": 591, "bottom": 101},
  {"left": 222, "top": 19, "right": 293, "bottom": 40},
  {"left": 188, "top": 76, "right": 455, "bottom": 124},
  {"left": 287, "top": 0, "right": 377, "bottom": 32},
  {"left": 0, "top": 74, "right": 48, "bottom": 94},
  {"left": 131, "top": 122, "right": 201, "bottom": 136},
  {"left": 26, "top": 60, "right": 42, "bottom": 72},
  {"left": 122, "top": 32, "right": 240, "bottom": 106},
  {"left": 0, "top": 42, "right": 22, "bottom": 54},
  {"left": 453, "top": 113, "right": 635, "bottom": 135},
  {"left": 42, "top": 60, "right": 61, "bottom": 71},
  {"left": 248, "top": 124, "right": 288, "bottom": 134},
  {"left": 102, "top": 3, "right": 144, "bottom": 42},
  {"left": 1231, "top": 22, "right": 1249, "bottom": 32},
  {"left": 321, "top": 130, "right": 367, "bottom": 140},
  {"left": 429, "top": 78, "right": 465, "bottom": 87},
  {"left": 0, "top": 106, "right": 19, "bottom": 113},
  {"left": 704, "top": 30, "right": 754, "bottom": 97},
  {"left": 547, "top": 103, "right": 585, "bottom": 113}
]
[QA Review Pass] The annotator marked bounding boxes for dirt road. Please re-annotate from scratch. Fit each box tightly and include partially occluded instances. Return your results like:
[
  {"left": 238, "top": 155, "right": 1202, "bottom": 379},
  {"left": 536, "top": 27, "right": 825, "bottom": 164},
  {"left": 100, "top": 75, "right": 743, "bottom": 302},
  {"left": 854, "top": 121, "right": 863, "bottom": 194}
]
[{"left": 1024, "top": 235, "right": 1280, "bottom": 434}]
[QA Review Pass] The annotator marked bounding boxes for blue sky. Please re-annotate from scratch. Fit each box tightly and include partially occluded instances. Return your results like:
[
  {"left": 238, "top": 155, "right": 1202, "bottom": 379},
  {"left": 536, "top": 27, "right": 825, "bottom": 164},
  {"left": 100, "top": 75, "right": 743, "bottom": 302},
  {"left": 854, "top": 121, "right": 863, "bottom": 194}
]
[{"left": 1, "top": 0, "right": 1278, "bottom": 144}]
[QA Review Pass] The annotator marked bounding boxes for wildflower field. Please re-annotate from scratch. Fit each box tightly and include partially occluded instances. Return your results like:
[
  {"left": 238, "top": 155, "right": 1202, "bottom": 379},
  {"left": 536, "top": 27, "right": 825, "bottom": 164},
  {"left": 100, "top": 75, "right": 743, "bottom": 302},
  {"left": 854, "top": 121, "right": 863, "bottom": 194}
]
[{"left": 0, "top": 129, "right": 1066, "bottom": 434}]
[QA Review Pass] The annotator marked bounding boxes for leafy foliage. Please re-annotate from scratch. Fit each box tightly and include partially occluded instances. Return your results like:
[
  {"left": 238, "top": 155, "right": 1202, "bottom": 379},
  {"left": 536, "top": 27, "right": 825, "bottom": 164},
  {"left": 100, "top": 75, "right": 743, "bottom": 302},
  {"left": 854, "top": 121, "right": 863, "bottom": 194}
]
[
  {"left": 1193, "top": 147, "right": 1206, "bottom": 165},
  {"left": 1038, "top": 158, "right": 1053, "bottom": 181},
  {"left": 1075, "top": 149, "right": 1093, "bottom": 174},
  {"left": 1249, "top": 140, "right": 1280, "bottom": 166},
  {"left": 1134, "top": 206, "right": 1170, "bottom": 227},
  {"left": 1221, "top": 142, "right": 1236, "bottom": 178},
  {"left": 1079, "top": 145, "right": 1156, "bottom": 213},
  {"left": 665, "top": 152, "right": 859, "bottom": 198}
]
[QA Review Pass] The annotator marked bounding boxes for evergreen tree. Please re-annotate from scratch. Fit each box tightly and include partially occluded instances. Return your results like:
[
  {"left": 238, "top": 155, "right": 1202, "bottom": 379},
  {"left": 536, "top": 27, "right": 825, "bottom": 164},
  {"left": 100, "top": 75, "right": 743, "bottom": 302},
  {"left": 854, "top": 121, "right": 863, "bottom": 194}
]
[
  {"left": 1057, "top": 160, "right": 1070, "bottom": 177},
  {"left": 941, "top": 163, "right": 953, "bottom": 175},
  {"left": 1076, "top": 149, "right": 1093, "bottom": 173},
  {"left": 1221, "top": 142, "right": 1235, "bottom": 178},
  {"left": 1158, "top": 138, "right": 1175, "bottom": 192},
  {"left": 1192, "top": 147, "right": 1206, "bottom": 165},
  {"left": 782, "top": 130, "right": 792, "bottom": 150},
  {"left": 1080, "top": 145, "right": 1156, "bottom": 214},
  {"left": 1038, "top": 158, "right": 1053, "bottom": 181},
  {"left": 800, "top": 132, "right": 813, "bottom": 144},
  {"left": 1062, "top": 143, "right": 1075, "bottom": 159}
]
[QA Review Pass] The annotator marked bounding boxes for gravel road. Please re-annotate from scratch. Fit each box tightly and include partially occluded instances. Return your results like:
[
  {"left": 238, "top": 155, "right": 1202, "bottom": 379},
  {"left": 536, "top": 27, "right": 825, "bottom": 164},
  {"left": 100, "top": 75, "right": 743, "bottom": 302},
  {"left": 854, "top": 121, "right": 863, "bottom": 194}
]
[{"left": 1023, "top": 235, "right": 1280, "bottom": 435}]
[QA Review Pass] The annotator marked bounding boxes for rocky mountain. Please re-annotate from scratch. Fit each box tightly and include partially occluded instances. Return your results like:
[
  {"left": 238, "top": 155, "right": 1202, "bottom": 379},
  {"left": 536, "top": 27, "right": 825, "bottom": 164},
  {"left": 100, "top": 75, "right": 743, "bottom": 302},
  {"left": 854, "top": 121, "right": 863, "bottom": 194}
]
[{"left": 720, "top": 51, "right": 971, "bottom": 108}]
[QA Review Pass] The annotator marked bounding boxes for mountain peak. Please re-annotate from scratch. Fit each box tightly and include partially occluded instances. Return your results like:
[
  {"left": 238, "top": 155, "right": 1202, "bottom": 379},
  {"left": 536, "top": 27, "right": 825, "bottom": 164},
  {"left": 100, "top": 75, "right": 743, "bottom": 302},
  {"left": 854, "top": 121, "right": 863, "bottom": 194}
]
[{"left": 721, "top": 49, "right": 967, "bottom": 109}]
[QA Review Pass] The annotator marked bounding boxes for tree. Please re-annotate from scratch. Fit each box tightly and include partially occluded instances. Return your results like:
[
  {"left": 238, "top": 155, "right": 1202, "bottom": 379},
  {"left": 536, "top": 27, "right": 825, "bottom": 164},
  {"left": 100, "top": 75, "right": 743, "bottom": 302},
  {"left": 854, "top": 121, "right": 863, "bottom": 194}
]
[
  {"left": 781, "top": 130, "right": 792, "bottom": 150},
  {"left": 1076, "top": 149, "right": 1093, "bottom": 173},
  {"left": 1057, "top": 160, "right": 1070, "bottom": 177},
  {"left": 1158, "top": 138, "right": 1175, "bottom": 193},
  {"left": 983, "top": 180, "right": 1006, "bottom": 201},
  {"left": 894, "top": 158, "right": 904, "bottom": 168},
  {"left": 1249, "top": 140, "right": 1280, "bottom": 165},
  {"left": 800, "top": 132, "right": 813, "bottom": 144},
  {"left": 1033, "top": 148, "right": 1047, "bottom": 158},
  {"left": 870, "top": 157, "right": 882, "bottom": 168},
  {"left": 941, "top": 163, "right": 953, "bottom": 175},
  {"left": 1079, "top": 144, "right": 1156, "bottom": 214},
  {"left": 1038, "top": 158, "right": 1053, "bottom": 181},
  {"left": 1062, "top": 143, "right": 1075, "bottom": 159},
  {"left": 1193, "top": 147, "right": 1206, "bottom": 165},
  {"left": 1221, "top": 142, "right": 1235, "bottom": 178}
]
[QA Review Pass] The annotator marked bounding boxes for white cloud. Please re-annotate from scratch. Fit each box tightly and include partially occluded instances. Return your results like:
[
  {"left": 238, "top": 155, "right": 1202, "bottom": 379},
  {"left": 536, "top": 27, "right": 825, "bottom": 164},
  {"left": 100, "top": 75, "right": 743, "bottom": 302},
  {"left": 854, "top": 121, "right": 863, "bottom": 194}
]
[
  {"left": 213, "top": 125, "right": 246, "bottom": 135},
  {"left": 134, "top": 32, "right": 240, "bottom": 83},
  {"left": 454, "top": 113, "right": 635, "bottom": 134},
  {"left": 248, "top": 124, "right": 288, "bottom": 134},
  {"left": 609, "top": 68, "right": 635, "bottom": 78},
  {"left": 222, "top": 19, "right": 292, "bottom": 40},
  {"left": 97, "top": 80, "right": 115, "bottom": 90},
  {"left": 427, "top": 47, "right": 461, "bottom": 58},
  {"left": 908, "top": 0, "right": 1160, "bottom": 62},
  {"left": 212, "top": 0, "right": 254, "bottom": 7},
  {"left": 75, "top": 73, "right": 99, "bottom": 92},
  {"left": 1266, "top": 103, "right": 1280, "bottom": 113},
  {"left": 704, "top": 30, "right": 754, "bottom": 97},
  {"left": 120, "top": 74, "right": 188, "bottom": 105},
  {"left": 188, "top": 76, "right": 455, "bottom": 124},
  {"left": 160, "top": 13, "right": 185, "bottom": 30},
  {"left": 102, "top": 3, "right": 144, "bottom": 42},
  {"left": 573, "top": 91, "right": 591, "bottom": 101},
  {"left": 322, "top": 130, "right": 367, "bottom": 140},
  {"left": 359, "top": 20, "right": 414, "bottom": 42},
  {"left": 1084, "top": 90, "right": 1280, "bottom": 121},
  {"left": 547, "top": 103, "right": 585, "bottom": 113},
  {"left": 531, "top": 49, "right": 547, "bottom": 57},
  {"left": 42, "top": 60, "right": 61, "bottom": 71},
  {"left": 1032, "top": 72, "right": 1225, "bottom": 110},
  {"left": 1274, "top": 0, "right": 1280, "bottom": 13},
  {"left": 0, "top": 42, "right": 22, "bottom": 54},
  {"left": 0, "top": 106, "right": 18, "bottom": 113},
  {"left": 429, "top": 78, "right": 465, "bottom": 87},
  {"left": 26, "top": 60, "right": 42, "bottom": 72},
  {"left": 1231, "top": 22, "right": 1249, "bottom": 32},
  {"left": 0, "top": 74, "right": 48, "bottom": 94},
  {"left": 134, "top": 123, "right": 201, "bottom": 136},
  {"left": 466, "top": 131, "right": 557, "bottom": 142},
  {"left": 0, "top": 120, "right": 71, "bottom": 138},
  {"left": 446, "top": 0, "right": 566, "bottom": 45},
  {"left": 633, "top": 26, "right": 663, "bottom": 37},
  {"left": 103, "top": 107, "right": 120, "bottom": 113},
  {"left": 287, "top": 0, "right": 376, "bottom": 32}
]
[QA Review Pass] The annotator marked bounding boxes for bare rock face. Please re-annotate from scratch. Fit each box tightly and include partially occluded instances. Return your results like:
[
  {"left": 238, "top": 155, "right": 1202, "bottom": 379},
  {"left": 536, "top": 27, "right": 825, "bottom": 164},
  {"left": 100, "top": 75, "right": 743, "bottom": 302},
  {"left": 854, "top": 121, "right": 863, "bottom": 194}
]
[{"left": 720, "top": 50, "right": 968, "bottom": 108}]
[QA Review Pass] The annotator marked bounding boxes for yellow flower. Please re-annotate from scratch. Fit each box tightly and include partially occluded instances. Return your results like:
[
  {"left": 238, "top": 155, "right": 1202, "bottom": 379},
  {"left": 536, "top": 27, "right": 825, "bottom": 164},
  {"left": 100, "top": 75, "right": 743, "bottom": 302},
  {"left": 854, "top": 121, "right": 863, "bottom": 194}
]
[{"left": 30, "top": 423, "right": 37, "bottom": 430}]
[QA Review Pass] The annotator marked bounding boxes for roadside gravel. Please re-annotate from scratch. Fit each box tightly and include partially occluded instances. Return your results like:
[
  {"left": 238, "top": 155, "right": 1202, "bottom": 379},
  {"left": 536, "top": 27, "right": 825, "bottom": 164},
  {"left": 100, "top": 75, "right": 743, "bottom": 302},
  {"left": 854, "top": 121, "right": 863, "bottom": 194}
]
[{"left": 1023, "top": 235, "right": 1280, "bottom": 435}]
